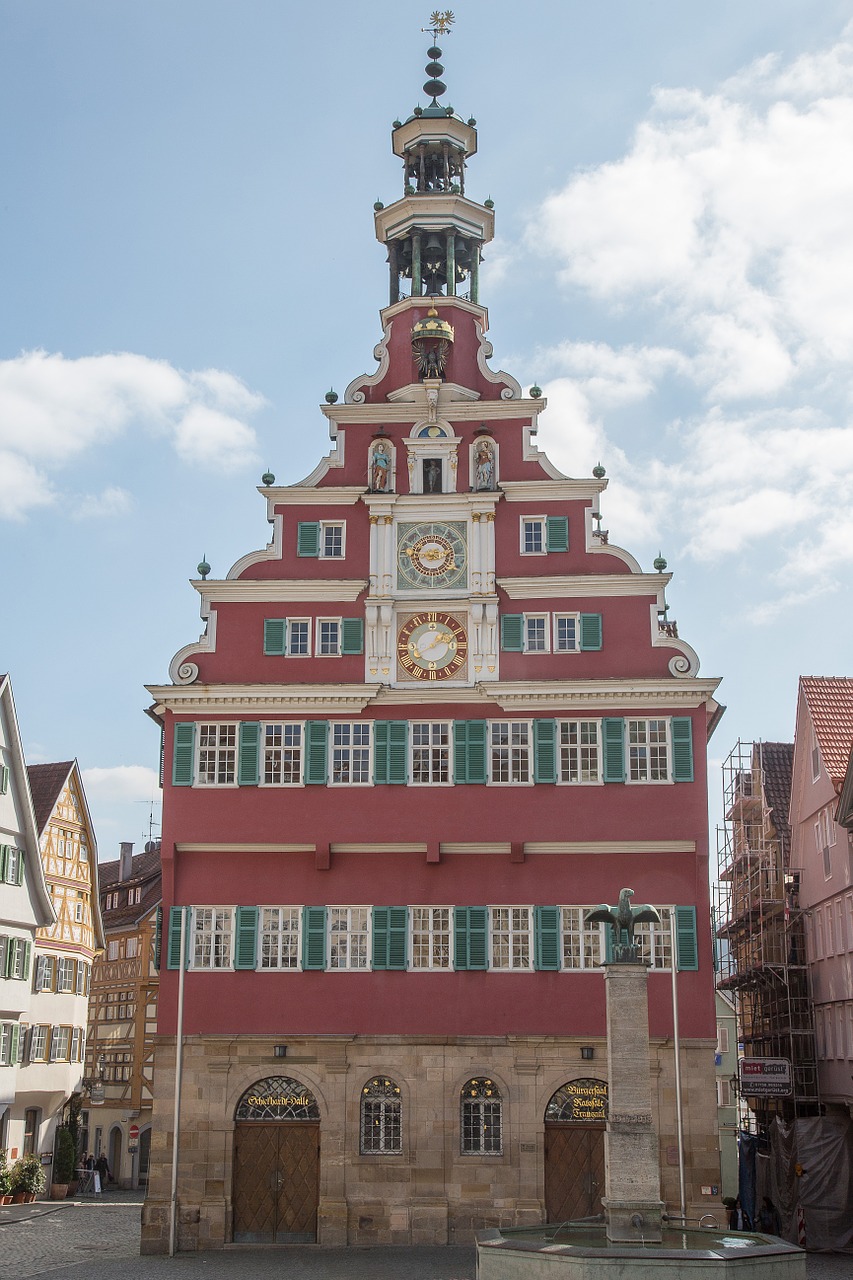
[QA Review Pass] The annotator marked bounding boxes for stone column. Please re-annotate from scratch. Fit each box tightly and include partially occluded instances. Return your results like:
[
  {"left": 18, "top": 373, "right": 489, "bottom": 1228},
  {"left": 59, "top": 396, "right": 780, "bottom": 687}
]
[{"left": 601, "top": 962, "right": 664, "bottom": 1242}]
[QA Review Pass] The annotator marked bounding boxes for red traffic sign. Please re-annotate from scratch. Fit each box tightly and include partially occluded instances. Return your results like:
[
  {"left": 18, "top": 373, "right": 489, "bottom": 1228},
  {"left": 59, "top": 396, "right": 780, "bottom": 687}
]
[{"left": 129, "top": 1124, "right": 139, "bottom": 1141}]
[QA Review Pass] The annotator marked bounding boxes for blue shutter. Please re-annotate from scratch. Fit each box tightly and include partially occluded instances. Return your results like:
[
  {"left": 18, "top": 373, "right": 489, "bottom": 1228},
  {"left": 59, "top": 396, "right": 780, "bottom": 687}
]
[
  {"left": 546, "top": 515, "right": 569, "bottom": 552},
  {"left": 167, "top": 906, "right": 187, "bottom": 970},
  {"left": 172, "top": 723, "right": 196, "bottom": 786},
  {"left": 579, "top": 614, "right": 603, "bottom": 651},
  {"left": 602, "top": 718, "right": 625, "bottom": 782},
  {"left": 534, "top": 906, "right": 560, "bottom": 970},
  {"left": 340, "top": 618, "right": 364, "bottom": 654},
  {"left": 304, "top": 721, "right": 329, "bottom": 784},
  {"left": 234, "top": 906, "right": 258, "bottom": 970},
  {"left": 238, "top": 722, "right": 261, "bottom": 786},
  {"left": 372, "top": 906, "right": 407, "bottom": 970},
  {"left": 263, "top": 618, "right": 287, "bottom": 655},
  {"left": 533, "top": 720, "right": 557, "bottom": 783},
  {"left": 501, "top": 614, "right": 524, "bottom": 651},
  {"left": 302, "top": 906, "right": 327, "bottom": 970},
  {"left": 675, "top": 905, "right": 699, "bottom": 971},
  {"left": 454, "top": 906, "right": 488, "bottom": 970},
  {"left": 671, "top": 717, "right": 694, "bottom": 783},
  {"left": 297, "top": 522, "right": 320, "bottom": 557}
]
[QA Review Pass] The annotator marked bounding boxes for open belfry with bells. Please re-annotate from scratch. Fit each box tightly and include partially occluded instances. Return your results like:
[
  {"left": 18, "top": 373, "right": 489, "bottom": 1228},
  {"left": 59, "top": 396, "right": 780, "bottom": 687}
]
[{"left": 142, "top": 14, "right": 724, "bottom": 1252}]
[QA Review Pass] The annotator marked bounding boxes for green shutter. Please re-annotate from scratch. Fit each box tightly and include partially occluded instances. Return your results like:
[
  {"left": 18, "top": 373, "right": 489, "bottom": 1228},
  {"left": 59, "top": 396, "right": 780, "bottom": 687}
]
[
  {"left": 0, "top": 765, "right": 8, "bottom": 794},
  {"left": 671, "top": 717, "right": 694, "bottom": 782},
  {"left": 9, "top": 1024, "right": 19, "bottom": 1064},
  {"left": 340, "top": 618, "right": 364, "bottom": 654},
  {"left": 304, "top": 720, "right": 328, "bottom": 784},
  {"left": 0, "top": 845, "right": 7, "bottom": 882},
  {"left": 159, "top": 727, "right": 165, "bottom": 788},
  {"left": 453, "top": 720, "right": 487, "bottom": 784},
  {"left": 297, "top": 522, "right": 320, "bottom": 557},
  {"left": 166, "top": 906, "right": 187, "bottom": 970},
  {"left": 374, "top": 721, "right": 408, "bottom": 784},
  {"left": 22, "top": 941, "right": 31, "bottom": 981},
  {"left": 579, "top": 613, "right": 603, "bottom": 651},
  {"left": 3, "top": 938, "right": 11, "bottom": 979},
  {"left": 533, "top": 719, "right": 557, "bottom": 783},
  {"left": 234, "top": 906, "right": 258, "bottom": 970},
  {"left": 154, "top": 905, "right": 162, "bottom": 970},
  {"left": 675, "top": 905, "right": 699, "bottom": 971},
  {"left": 263, "top": 618, "right": 287, "bottom": 655},
  {"left": 302, "top": 906, "right": 327, "bottom": 970},
  {"left": 238, "top": 722, "right": 261, "bottom": 786},
  {"left": 534, "top": 905, "right": 561, "bottom": 970},
  {"left": 454, "top": 906, "right": 488, "bottom": 970},
  {"left": 501, "top": 614, "right": 524, "bottom": 651},
  {"left": 602, "top": 718, "right": 625, "bottom": 782},
  {"left": 372, "top": 906, "right": 407, "bottom": 970},
  {"left": 15, "top": 847, "right": 24, "bottom": 886},
  {"left": 172, "top": 723, "right": 196, "bottom": 787},
  {"left": 546, "top": 515, "right": 569, "bottom": 552}
]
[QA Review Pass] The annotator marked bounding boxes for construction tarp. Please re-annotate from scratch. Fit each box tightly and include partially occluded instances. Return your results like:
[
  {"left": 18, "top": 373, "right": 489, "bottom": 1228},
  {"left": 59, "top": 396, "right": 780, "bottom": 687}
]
[{"left": 769, "top": 1115, "right": 853, "bottom": 1251}]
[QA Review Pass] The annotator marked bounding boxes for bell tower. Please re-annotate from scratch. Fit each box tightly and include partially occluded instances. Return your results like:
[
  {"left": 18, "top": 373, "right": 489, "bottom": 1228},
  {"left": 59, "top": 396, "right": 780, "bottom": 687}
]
[{"left": 375, "top": 12, "right": 494, "bottom": 305}]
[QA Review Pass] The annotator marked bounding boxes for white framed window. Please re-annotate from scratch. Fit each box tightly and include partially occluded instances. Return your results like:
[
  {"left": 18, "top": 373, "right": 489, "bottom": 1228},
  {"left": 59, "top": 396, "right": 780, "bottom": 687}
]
[
  {"left": 835, "top": 899, "right": 844, "bottom": 954},
  {"left": 7, "top": 937, "right": 28, "bottom": 980},
  {"left": 410, "top": 907, "right": 451, "bottom": 969},
  {"left": 197, "top": 723, "right": 237, "bottom": 786},
  {"left": 558, "top": 720, "right": 601, "bottom": 783},
  {"left": 815, "top": 911, "right": 824, "bottom": 959},
  {"left": 79, "top": 838, "right": 89, "bottom": 862},
  {"left": 716, "top": 1077, "right": 732, "bottom": 1107},
  {"left": 4, "top": 846, "right": 22, "bottom": 884},
  {"left": 107, "top": 940, "right": 120, "bottom": 961},
  {"left": 29, "top": 1025, "right": 48, "bottom": 1062},
  {"left": 317, "top": 618, "right": 341, "bottom": 656},
  {"left": 288, "top": 618, "right": 311, "bottom": 656},
  {"left": 460, "top": 1078, "right": 502, "bottom": 1154},
  {"left": 49, "top": 1025, "right": 72, "bottom": 1062},
  {"left": 262, "top": 723, "right": 303, "bottom": 786},
  {"left": 411, "top": 722, "right": 451, "bottom": 784},
  {"left": 523, "top": 614, "right": 549, "bottom": 653},
  {"left": 561, "top": 907, "right": 605, "bottom": 970},
  {"left": 520, "top": 517, "right": 545, "bottom": 555},
  {"left": 633, "top": 907, "right": 673, "bottom": 969},
  {"left": 74, "top": 897, "right": 84, "bottom": 921},
  {"left": 717, "top": 1024, "right": 730, "bottom": 1054},
  {"left": 260, "top": 907, "right": 301, "bottom": 970},
  {"left": 330, "top": 722, "right": 371, "bottom": 785},
  {"left": 0, "top": 1024, "right": 12, "bottom": 1066},
  {"left": 128, "top": 887, "right": 142, "bottom": 905},
  {"left": 57, "top": 957, "right": 75, "bottom": 993},
  {"left": 360, "top": 1077, "right": 403, "bottom": 1154},
  {"left": 35, "top": 954, "right": 54, "bottom": 992},
  {"left": 192, "top": 907, "right": 235, "bottom": 970},
  {"left": 490, "top": 906, "right": 533, "bottom": 970},
  {"left": 70, "top": 1027, "right": 82, "bottom": 1063},
  {"left": 627, "top": 719, "right": 670, "bottom": 782},
  {"left": 553, "top": 613, "right": 579, "bottom": 652},
  {"left": 825, "top": 905, "right": 834, "bottom": 955},
  {"left": 75, "top": 962, "right": 87, "bottom": 995},
  {"left": 328, "top": 906, "right": 370, "bottom": 970},
  {"left": 126, "top": 936, "right": 139, "bottom": 959},
  {"left": 489, "top": 721, "right": 532, "bottom": 784},
  {"left": 319, "top": 521, "right": 345, "bottom": 559}
]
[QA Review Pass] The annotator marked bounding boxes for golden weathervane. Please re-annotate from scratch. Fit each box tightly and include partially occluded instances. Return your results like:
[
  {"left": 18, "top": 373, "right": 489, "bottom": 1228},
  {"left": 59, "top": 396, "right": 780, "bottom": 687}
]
[{"left": 424, "top": 11, "right": 455, "bottom": 37}]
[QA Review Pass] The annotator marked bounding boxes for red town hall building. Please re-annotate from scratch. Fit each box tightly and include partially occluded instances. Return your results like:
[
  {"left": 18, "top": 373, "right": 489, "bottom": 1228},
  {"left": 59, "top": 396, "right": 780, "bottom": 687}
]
[{"left": 142, "top": 32, "right": 723, "bottom": 1253}]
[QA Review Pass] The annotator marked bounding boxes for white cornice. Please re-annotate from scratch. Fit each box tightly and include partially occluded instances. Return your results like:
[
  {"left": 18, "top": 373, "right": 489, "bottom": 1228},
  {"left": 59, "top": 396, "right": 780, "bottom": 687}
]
[
  {"left": 259, "top": 485, "right": 365, "bottom": 507},
  {"left": 500, "top": 480, "right": 607, "bottom": 502},
  {"left": 176, "top": 843, "right": 316, "bottom": 854},
  {"left": 484, "top": 678, "right": 722, "bottom": 712},
  {"left": 321, "top": 399, "right": 542, "bottom": 426},
  {"left": 190, "top": 579, "right": 368, "bottom": 604},
  {"left": 499, "top": 574, "right": 671, "bottom": 599},
  {"left": 522, "top": 841, "right": 696, "bottom": 855},
  {"left": 145, "top": 684, "right": 377, "bottom": 714},
  {"left": 386, "top": 381, "right": 480, "bottom": 403}
]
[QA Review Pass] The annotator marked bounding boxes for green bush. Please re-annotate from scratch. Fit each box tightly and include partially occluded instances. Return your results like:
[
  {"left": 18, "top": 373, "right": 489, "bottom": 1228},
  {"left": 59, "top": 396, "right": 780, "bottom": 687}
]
[
  {"left": 0, "top": 1149, "right": 11, "bottom": 1196},
  {"left": 10, "top": 1153, "right": 46, "bottom": 1195},
  {"left": 53, "top": 1127, "right": 76, "bottom": 1184}
]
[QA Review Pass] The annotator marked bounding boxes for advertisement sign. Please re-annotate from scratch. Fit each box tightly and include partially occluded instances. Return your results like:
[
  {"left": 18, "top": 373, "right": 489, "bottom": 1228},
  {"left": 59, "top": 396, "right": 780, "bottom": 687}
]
[{"left": 738, "top": 1057, "right": 792, "bottom": 1096}]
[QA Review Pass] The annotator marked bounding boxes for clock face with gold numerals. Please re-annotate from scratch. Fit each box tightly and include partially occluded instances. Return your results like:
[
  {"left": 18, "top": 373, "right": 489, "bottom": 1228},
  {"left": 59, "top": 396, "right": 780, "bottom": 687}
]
[
  {"left": 397, "top": 521, "right": 467, "bottom": 590},
  {"left": 397, "top": 612, "right": 468, "bottom": 681}
]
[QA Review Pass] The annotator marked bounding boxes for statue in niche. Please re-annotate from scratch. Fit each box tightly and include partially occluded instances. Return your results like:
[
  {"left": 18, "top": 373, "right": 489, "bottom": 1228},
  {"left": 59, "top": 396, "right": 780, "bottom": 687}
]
[
  {"left": 474, "top": 438, "right": 495, "bottom": 490},
  {"left": 370, "top": 440, "right": 392, "bottom": 492},
  {"left": 423, "top": 458, "right": 442, "bottom": 493}
]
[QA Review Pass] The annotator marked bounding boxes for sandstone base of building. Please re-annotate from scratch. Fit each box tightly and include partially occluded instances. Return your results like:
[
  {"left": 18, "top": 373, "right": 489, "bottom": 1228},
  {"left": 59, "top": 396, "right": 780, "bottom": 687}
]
[{"left": 141, "top": 1033, "right": 722, "bottom": 1252}]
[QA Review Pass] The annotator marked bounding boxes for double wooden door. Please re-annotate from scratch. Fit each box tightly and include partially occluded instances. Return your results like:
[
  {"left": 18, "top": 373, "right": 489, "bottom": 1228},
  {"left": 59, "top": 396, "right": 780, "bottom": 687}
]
[
  {"left": 544, "top": 1124, "right": 605, "bottom": 1223},
  {"left": 232, "top": 1122, "right": 319, "bottom": 1243}
]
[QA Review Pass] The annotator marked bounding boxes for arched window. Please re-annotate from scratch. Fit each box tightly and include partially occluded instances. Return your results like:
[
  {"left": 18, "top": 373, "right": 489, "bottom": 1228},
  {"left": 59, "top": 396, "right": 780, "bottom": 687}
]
[
  {"left": 359, "top": 1076, "right": 402, "bottom": 1154},
  {"left": 460, "top": 1077, "right": 502, "bottom": 1154}
]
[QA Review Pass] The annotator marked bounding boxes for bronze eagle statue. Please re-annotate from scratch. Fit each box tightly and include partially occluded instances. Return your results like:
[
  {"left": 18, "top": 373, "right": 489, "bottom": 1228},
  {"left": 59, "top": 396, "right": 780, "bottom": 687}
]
[{"left": 585, "top": 888, "right": 661, "bottom": 963}]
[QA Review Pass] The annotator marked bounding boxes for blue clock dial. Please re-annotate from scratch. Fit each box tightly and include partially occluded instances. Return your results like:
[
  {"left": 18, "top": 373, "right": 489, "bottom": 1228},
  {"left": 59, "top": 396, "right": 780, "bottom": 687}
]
[{"left": 397, "top": 521, "right": 467, "bottom": 590}]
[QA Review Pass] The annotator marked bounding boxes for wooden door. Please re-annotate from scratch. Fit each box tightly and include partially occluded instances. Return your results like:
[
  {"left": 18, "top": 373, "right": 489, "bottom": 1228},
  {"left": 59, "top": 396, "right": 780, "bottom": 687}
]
[
  {"left": 544, "top": 1124, "right": 605, "bottom": 1223},
  {"left": 232, "top": 1122, "right": 319, "bottom": 1243}
]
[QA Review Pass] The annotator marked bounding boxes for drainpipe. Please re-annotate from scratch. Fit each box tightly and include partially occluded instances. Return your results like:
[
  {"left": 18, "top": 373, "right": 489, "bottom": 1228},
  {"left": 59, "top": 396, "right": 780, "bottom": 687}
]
[
  {"left": 669, "top": 908, "right": 687, "bottom": 1220},
  {"left": 168, "top": 906, "right": 187, "bottom": 1258}
]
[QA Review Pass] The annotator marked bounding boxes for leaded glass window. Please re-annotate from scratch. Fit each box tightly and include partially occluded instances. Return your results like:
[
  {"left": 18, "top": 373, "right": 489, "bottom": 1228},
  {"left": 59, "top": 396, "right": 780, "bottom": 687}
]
[
  {"left": 360, "top": 1077, "right": 402, "bottom": 1154},
  {"left": 461, "top": 1077, "right": 502, "bottom": 1154},
  {"left": 234, "top": 1076, "right": 320, "bottom": 1121}
]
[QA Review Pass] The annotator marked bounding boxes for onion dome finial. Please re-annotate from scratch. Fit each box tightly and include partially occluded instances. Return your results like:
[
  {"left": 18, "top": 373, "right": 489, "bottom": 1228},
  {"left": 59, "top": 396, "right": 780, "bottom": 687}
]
[
  {"left": 197, "top": 555, "right": 211, "bottom": 580},
  {"left": 261, "top": 469, "right": 275, "bottom": 486},
  {"left": 593, "top": 461, "right": 606, "bottom": 479},
  {"left": 653, "top": 552, "right": 668, "bottom": 572}
]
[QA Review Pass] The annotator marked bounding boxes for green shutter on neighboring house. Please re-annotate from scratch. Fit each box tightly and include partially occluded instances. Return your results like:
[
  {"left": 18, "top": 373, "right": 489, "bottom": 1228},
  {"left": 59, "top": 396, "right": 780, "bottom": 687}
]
[
  {"left": 501, "top": 614, "right": 524, "bottom": 651},
  {"left": 167, "top": 906, "right": 188, "bottom": 970},
  {"left": 0, "top": 845, "right": 7, "bottom": 881},
  {"left": 340, "top": 617, "right": 364, "bottom": 654},
  {"left": 533, "top": 719, "right": 557, "bottom": 783},
  {"left": 0, "top": 765, "right": 9, "bottom": 794},
  {"left": 172, "top": 723, "right": 196, "bottom": 787},
  {"left": 602, "top": 718, "right": 625, "bottom": 782},
  {"left": 234, "top": 906, "right": 259, "bottom": 970},
  {"left": 302, "top": 906, "right": 327, "bottom": 970},
  {"left": 372, "top": 906, "right": 408, "bottom": 969},
  {"left": 238, "top": 722, "right": 261, "bottom": 786},
  {"left": 671, "top": 717, "right": 694, "bottom": 782},
  {"left": 579, "top": 613, "right": 603, "bottom": 651},
  {"left": 15, "top": 848, "right": 25, "bottom": 886},
  {"left": 154, "top": 905, "right": 162, "bottom": 970},
  {"left": 675, "top": 905, "right": 699, "bottom": 971},
  {"left": 22, "top": 941, "right": 31, "bottom": 981},
  {"left": 9, "top": 1024, "right": 19, "bottom": 1064},
  {"left": 374, "top": 721, "right": 408, "bottom": 784},
  {"left": 534, "top": 905, "right": 561, "bottom": 970},
  {"left": 546, "top": 515, "right": 569, "bottom": 552},
  {"left": 297, "top": 522, "right": 320, "bottom": 557},
  {"left": 304, "top": 721, "right": 329, "bottom": 784},
  {"left": 263, "top": 618, "right": 287, "bottom": 655},
  {"left": 454, "top": 906, "right": 488, "bottom": 970}
]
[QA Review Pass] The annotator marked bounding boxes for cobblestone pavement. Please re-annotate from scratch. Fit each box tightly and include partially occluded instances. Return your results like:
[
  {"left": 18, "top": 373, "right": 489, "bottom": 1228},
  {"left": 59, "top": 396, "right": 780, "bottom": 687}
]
[{"left": 1, "top": 1193, "right": 851, "bottom": 1280}]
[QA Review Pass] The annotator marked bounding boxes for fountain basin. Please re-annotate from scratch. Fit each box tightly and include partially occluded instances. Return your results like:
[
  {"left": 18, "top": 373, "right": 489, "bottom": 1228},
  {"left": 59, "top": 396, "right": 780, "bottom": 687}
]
[{"left": 475, "top": 1224, "right": 806, "bottom": 1280}]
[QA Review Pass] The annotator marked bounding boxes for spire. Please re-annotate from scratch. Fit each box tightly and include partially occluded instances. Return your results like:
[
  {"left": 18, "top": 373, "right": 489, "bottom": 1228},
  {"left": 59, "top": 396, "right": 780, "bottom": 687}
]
[{"left": 421, "top": 10, "right": 454, "bottom": 111}]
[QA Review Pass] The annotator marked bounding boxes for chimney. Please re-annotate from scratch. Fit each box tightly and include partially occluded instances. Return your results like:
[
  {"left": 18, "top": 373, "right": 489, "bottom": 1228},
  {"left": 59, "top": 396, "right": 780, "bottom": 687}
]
[{"left": 119, "top": 842, "right": 134, "bottom": 882}]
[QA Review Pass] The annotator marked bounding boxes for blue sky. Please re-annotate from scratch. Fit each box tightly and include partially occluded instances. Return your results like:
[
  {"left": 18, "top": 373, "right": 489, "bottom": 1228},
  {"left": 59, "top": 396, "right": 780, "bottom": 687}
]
[{"left": 2, "top": 0, "right": 852, "bottom": 855}]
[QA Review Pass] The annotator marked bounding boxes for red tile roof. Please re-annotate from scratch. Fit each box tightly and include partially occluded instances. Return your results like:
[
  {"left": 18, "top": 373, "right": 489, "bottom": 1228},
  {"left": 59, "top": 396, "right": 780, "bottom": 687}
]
[
  {"left": 27, "top": 761, "right": 74, "bottom": 834},
  {"left": 801, "top": 677, "right": 853, "bottom": 787}
]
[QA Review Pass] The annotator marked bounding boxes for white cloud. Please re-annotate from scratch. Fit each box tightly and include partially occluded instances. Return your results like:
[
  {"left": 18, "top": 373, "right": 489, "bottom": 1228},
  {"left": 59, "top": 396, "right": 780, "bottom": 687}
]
[
  {"left": 81, "top": 764, "right": 160, "bottom": 804},
  {"left": 0, "top": 351, "right": 266, "bottom": 519},
  {"left": 72, "top": 486, "right": 134, "bottom": 521}
]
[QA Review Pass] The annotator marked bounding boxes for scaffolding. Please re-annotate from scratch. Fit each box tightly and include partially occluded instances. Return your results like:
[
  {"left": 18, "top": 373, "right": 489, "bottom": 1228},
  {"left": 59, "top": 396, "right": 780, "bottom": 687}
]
[{"left": 715, "top": 740, "right": 820, "bottom": 1131}]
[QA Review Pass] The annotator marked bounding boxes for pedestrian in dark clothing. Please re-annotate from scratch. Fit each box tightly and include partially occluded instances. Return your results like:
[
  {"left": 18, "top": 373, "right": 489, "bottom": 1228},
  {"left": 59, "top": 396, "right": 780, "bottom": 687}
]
[
  {"left": 758, "top": 1197, "right": 781, "bottom": 1236},
  {"left": 728, "top": 1197, "right": 751, "bottom": 1230},
  {"left": 95, "top": 1154, "right": 110, "bottom": 1185}
]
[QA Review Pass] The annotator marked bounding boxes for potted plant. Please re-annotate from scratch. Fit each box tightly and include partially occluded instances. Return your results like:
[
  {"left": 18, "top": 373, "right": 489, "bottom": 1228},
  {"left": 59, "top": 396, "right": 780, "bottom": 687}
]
[
  {"left": 0, "top": 1149, "right": 12, "bottom": 1204},
  {"left": 10, "top": 1153, "right": 46, "bottom": 1202},
  {"left": 50, "top": 1127, "right": 76, "bottom": 1200}
]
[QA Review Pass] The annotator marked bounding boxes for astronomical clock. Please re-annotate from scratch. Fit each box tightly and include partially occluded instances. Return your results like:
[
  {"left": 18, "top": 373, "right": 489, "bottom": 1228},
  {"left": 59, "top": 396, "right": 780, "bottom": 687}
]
[{"left": 396, "top": 521, "right": 467, "bottom": 591}]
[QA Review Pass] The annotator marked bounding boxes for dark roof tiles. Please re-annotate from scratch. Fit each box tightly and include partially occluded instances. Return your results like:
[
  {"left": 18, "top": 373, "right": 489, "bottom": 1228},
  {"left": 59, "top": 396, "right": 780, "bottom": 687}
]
[
  {"left": 756, "top": 741, "right": 794, "bottom": 858},
  {"left": 26, "top": 761, "right": 74, "bottom": 834}
]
